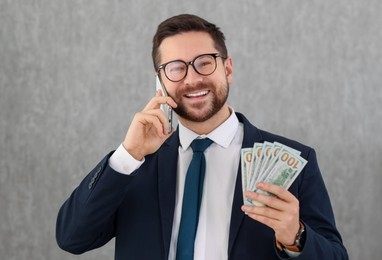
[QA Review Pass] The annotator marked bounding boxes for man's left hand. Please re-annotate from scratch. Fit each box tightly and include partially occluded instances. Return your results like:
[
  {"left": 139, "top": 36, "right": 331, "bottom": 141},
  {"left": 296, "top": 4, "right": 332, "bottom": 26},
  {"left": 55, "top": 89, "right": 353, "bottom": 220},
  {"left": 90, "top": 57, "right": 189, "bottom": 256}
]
[{"left": 241, "top": 182, "right": 300, "bottom": 246}]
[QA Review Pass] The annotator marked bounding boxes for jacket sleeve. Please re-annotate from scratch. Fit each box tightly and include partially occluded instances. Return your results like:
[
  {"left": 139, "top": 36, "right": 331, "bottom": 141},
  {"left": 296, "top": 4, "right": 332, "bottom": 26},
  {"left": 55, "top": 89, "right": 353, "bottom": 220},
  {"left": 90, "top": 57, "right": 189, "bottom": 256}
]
[
  {"left": 56, "top": 152, "right": 133, "bottom": 254},
  {"left": 285, "top": 148, "right": 349, "bottom": 260}
]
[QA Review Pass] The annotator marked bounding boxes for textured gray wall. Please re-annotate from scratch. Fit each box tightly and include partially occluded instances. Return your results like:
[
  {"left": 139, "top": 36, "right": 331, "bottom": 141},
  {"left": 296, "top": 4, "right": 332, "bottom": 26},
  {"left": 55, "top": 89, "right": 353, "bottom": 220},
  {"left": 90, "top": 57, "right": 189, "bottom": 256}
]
[{"left": 1, "top": 0, "right": 381, "bottom": 259}]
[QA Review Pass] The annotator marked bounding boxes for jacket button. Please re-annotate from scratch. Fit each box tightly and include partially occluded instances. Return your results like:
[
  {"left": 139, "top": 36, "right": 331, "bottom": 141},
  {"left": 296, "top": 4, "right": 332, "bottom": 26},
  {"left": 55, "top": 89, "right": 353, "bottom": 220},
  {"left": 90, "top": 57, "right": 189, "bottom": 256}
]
[
  {"left": 94, "top": 167, "right": 102, "bottom": 178},
  {"left": 88, "top": 180, "right": 94, "bottom": 189},
  {"left": 88, "top": 167, "right": 102, "bottom": 189}
]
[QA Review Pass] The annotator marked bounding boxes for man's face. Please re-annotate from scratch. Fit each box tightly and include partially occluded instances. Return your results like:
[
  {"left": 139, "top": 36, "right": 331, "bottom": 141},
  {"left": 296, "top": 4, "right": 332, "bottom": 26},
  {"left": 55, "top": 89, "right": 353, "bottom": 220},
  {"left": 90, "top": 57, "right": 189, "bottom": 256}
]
[{"left": 158, "top": 31, "right": 233, "bottom": 123}]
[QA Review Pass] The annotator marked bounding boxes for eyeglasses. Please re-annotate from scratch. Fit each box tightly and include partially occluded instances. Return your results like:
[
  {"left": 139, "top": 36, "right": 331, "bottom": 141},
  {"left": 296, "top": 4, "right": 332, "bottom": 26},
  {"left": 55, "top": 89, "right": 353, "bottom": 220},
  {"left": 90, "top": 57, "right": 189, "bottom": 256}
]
[{"left": 156, "top": 53, "right": 226, "bottom": 82}]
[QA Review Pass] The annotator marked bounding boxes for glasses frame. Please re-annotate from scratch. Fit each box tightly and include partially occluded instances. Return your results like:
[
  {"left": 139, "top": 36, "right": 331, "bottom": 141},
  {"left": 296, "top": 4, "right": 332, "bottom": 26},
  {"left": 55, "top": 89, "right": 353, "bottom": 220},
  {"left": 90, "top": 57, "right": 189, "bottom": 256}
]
[{"left": 156, "top": 53, "right": 226, "bottom": 82}]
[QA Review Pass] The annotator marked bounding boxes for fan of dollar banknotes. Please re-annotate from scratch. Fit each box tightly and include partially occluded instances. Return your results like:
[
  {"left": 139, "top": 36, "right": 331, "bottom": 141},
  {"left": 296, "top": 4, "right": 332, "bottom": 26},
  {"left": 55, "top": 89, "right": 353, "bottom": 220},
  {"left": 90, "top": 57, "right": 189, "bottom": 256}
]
[{"left": 241, "top": 142, "right": 308, "bottom": 206}]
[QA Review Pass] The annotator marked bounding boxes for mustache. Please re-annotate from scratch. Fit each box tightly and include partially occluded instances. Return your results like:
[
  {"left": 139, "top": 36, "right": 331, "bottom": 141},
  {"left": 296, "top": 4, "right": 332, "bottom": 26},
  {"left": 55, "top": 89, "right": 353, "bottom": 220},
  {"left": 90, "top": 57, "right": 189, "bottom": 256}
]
[{"left": 175, "top": 82, "right": 211, "bottom": 96}]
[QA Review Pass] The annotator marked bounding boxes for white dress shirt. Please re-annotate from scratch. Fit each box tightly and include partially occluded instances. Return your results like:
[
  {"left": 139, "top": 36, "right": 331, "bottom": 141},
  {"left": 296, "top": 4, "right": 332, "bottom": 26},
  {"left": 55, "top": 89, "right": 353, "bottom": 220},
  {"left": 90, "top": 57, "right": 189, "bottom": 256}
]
[{"left": 109, "top": 111, "right": 243, "bottom": 260}]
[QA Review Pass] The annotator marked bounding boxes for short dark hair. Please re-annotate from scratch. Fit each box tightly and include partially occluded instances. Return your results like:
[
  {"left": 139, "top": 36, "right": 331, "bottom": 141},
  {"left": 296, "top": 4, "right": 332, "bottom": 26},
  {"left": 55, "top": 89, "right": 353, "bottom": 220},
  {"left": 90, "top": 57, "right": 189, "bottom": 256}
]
[{"left": 152, "top": 14, "right": 228, "bottom": 70}]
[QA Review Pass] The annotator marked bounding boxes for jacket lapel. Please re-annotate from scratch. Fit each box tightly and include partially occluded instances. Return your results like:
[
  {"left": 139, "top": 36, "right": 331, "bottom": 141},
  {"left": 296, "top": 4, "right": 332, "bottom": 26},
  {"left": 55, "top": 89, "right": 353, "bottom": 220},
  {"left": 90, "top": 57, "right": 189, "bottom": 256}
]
[
  {"left": 157, "top": 131, "right": 180, "bottom": 258},
  {"left": 228, "top": 113, "right": 264, "bottom": 254}
]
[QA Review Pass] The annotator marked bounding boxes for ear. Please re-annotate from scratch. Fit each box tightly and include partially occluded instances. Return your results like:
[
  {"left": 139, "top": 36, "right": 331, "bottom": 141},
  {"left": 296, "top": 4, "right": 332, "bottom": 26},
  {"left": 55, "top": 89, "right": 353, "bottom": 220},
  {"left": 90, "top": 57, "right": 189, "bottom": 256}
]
[{"left": 224, "top": 57, "right": 233, "bottom": 85}]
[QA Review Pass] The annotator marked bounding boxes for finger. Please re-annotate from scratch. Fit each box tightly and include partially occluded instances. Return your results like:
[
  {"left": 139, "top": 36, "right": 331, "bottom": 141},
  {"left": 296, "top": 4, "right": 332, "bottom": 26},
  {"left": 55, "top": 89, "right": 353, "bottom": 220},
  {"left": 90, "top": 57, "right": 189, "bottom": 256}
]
[
  {"left": 242, "top": 203, "right": 279, "bottom": 218},
  {"left": 241, "top": 205, "right": 280, "bottom": 229},
  {"left": 245, "top": 191, "right": 286, "bottom": 211},
  {"left": 241, "top": 203, "right": 297, "bottom": 232},
  {"left": 247, "top": 211, "right": 279, "bottom": 228},
  {"left": 256, "top": 182, "right": 297, "bottom": 204},
  {"left": 144, "top": 95, "right": 177, "bottom": 111},
  {"left": 156, "top": 89, "right": 164, "bottom": 97},
  {"left": 253, "top": 185, "right": 299, "bottom": 214},
  {"left": 135, "top": 111, "right": 166, "bottom": 137},
  {"left": 144, "top": 108, "right": 176, "bottom": 136},
  {"left": 242, "top": 198, "right": 289, "bottom": 223},
  {"left": 147, "top": 108, "right": 170, "bottom": 134}
]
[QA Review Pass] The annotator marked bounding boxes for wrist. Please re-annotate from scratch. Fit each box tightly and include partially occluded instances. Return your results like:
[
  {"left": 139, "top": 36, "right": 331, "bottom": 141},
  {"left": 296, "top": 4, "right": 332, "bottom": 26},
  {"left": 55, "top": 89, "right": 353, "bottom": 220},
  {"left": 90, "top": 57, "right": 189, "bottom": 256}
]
[
  {"left": 122, "top": 142, "right": 144, "bottom": 161},
  {"left": 276, "top": 221, "right": 306, "bottom": 253}
]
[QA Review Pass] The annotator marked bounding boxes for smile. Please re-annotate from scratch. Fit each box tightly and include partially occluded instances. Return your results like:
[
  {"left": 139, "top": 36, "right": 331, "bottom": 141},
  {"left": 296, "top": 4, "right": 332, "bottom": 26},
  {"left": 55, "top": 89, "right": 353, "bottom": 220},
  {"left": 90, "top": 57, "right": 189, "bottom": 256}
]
[{"left": 185, "top": 90, "right": 209, "bottom": 98}]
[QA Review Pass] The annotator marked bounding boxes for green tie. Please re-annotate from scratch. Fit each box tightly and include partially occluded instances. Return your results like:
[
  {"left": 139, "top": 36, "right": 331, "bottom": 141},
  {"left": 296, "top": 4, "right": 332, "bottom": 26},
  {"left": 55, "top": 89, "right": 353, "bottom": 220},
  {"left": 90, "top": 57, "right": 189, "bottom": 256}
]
[{"left": 176, "top": 138, "right": 213, "bottom": 260}]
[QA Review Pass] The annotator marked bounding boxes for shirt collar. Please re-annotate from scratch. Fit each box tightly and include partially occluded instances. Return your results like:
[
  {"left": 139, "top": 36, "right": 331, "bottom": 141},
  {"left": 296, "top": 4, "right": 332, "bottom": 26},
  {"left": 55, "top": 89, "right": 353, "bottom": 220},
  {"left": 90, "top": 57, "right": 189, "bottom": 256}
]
[{"left": 179, "top": 108, "right": 239, "bottom": 150}]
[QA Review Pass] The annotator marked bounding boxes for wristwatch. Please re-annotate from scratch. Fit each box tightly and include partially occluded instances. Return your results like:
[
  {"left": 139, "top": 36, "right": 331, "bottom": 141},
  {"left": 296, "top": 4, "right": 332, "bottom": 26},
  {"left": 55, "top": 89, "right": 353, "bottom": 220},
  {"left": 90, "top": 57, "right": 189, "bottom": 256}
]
[{"left": 276, "top": 222, "right": 306, "bottom": 252}]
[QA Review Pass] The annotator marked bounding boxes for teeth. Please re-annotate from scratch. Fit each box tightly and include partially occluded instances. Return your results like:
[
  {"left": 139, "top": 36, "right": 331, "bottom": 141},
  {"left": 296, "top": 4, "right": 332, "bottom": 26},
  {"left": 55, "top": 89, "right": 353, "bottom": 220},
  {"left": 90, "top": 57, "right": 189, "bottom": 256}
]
[{"left": 186, "top": 91, "right": 209, "bottom": 97}]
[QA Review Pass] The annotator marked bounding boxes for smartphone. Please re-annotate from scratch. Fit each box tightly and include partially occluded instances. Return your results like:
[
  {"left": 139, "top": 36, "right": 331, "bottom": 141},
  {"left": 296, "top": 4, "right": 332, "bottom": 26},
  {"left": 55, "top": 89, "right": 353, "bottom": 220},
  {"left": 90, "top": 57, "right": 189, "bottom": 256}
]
[{"left": 156, "top": 76, "right": 173, "bottom": 133}]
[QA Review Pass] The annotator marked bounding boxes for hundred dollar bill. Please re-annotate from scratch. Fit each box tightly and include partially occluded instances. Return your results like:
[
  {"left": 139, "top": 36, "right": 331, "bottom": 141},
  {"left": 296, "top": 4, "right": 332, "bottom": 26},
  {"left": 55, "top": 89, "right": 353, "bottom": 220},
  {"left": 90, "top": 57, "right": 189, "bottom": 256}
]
[
  {"left": 241, "top": 148, "right": 252, "bottom": 203},
  {"left": 258, "top": 143, "right": 301, "bottom": 186},
  {"left": 251, "top": 148, "right": 307, "bottom": 206},
  {"left": 256, "top": 142, "right": 282, "bottom": 185},
  {"left": 244, "top": 143, "right": 262, "bottom": 205},
  {"left": 249, "top": 141, "right": 273, "bottom": 191},
  {"left": 247, "top": 143, "right": 263, "bottom": 192}
]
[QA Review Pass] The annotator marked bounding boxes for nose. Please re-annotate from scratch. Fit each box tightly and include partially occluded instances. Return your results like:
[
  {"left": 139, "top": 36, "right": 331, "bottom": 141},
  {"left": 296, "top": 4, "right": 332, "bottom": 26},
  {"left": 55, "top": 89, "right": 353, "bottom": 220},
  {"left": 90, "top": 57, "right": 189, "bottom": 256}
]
[{"left": 183, "top": 64, "right": 203, "bottom": 85}]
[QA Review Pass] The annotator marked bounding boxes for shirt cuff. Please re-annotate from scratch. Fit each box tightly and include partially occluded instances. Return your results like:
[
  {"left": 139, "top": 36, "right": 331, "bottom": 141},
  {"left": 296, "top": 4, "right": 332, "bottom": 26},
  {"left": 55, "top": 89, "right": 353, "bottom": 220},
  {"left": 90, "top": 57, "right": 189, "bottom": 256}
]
[
  {"left": 276, "top": 239, "right": 302, "bottom": 258},
  {"left": 108, "top": 144, "right": 145, "bottom": 175},
  {"left": 284, "top": 249, "right": 301, "bottom": 258}
]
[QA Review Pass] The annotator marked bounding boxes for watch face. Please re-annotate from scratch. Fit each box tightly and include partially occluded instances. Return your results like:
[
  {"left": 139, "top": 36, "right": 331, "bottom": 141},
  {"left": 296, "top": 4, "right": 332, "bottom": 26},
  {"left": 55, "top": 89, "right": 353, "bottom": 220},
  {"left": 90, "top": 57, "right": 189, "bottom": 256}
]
[{"left": 296, "top": 224, "right": 306, "bottom": 248}]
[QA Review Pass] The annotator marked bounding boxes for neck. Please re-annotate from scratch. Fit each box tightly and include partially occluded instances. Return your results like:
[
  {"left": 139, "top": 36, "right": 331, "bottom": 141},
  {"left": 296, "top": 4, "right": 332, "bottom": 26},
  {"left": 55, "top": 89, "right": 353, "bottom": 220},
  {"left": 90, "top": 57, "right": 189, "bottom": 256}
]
[{"left": 178, "top": 105, "right": 231, "bottom": 135}]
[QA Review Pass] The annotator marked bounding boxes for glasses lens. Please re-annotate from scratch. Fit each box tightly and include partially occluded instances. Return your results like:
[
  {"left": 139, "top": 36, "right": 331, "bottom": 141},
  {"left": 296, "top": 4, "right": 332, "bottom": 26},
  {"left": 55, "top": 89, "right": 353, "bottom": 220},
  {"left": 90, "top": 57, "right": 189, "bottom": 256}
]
[
  {"left": 194, "top": 55, "right": 216, "bottom": 75},
  {"left": 165, "top": 61, "right": 187, "bottom": 82}
]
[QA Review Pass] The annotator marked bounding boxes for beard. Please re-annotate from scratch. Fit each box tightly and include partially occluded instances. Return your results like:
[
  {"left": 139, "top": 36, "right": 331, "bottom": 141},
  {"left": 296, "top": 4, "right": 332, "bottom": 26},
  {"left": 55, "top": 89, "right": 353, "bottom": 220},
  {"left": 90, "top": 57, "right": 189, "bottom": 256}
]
[{"left": 171, "top": 79, "right": 229, "bottom": 122}]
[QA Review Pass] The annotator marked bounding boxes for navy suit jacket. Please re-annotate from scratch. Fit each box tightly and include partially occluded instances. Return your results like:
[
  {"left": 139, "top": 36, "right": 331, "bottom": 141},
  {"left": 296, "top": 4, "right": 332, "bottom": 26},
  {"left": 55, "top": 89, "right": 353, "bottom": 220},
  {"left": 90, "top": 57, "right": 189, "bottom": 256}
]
[{"left": 56, "top": 113, "right": 348, "bottom": 259}]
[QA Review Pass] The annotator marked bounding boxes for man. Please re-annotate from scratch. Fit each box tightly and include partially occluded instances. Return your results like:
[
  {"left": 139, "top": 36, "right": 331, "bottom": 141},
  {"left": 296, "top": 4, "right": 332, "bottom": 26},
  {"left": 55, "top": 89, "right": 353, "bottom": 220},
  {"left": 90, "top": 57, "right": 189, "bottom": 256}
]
[{"left": 56, "top": 14, "right": 348, "bottom": 259}]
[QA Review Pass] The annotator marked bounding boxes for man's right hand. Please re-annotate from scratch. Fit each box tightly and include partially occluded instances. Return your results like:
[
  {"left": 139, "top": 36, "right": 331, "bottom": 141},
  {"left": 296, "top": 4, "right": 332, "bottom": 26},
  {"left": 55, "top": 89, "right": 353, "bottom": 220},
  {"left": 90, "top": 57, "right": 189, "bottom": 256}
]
[{"left": 122, "top": 90, "right": 177, "bottom": 161}]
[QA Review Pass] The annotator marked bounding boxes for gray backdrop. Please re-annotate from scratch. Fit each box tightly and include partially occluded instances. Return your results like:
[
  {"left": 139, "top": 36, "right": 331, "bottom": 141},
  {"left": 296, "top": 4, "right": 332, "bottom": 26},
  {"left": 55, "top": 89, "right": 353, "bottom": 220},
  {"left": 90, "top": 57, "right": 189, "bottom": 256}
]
[{"left": 1, "top": 0, "right": 381, "bottom": 259}]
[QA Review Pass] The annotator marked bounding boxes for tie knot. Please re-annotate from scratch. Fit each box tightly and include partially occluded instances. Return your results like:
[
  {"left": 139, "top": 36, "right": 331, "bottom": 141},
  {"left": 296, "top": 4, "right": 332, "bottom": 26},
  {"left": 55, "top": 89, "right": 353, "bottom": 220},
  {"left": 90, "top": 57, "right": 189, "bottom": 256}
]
[{"left": 191, "top": 138, "right": 213, "bottom": 153}]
